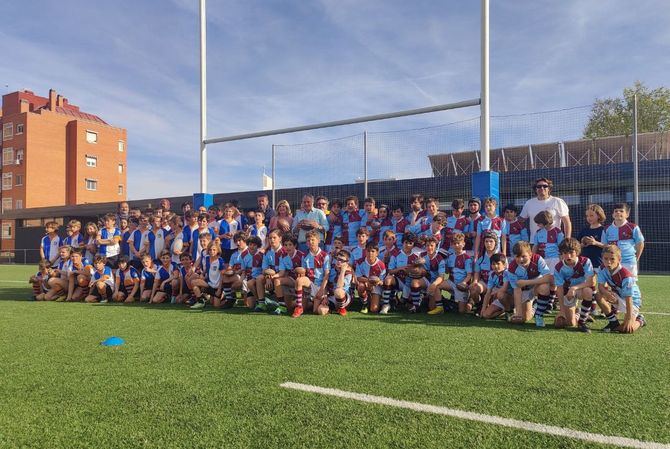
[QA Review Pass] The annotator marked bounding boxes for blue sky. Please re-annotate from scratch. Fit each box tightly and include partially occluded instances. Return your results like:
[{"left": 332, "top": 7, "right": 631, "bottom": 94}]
[{"left": 1, "top": 0, "right": 669, "bottom": 199}]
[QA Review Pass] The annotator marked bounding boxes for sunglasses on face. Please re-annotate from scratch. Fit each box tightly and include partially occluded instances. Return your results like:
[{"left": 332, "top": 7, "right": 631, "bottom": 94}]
[{"left": 535, "top": 185, "right": 550, "bottom": 189}]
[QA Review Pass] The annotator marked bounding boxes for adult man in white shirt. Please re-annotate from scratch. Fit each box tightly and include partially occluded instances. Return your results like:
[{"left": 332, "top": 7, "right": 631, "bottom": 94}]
[{"left": 520, "top": 177, "right": 572, "bottom": 241}]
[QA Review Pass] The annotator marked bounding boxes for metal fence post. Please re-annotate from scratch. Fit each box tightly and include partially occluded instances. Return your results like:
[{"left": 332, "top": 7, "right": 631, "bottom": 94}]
[
  {"left": 633, "top": 94, "right": 639, "bottom": 225},
  {"left": 363, "top": 131, "right": 368, "bottom": 198},
  {"left": 271, "top": 144, "right": 276, "bottom": 209}
]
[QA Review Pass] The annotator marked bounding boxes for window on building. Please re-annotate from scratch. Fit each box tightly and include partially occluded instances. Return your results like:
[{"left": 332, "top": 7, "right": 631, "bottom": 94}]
[
  {"left": 16, "top": 149, "right": 24, "bottom": 164},
  {"left": 118, "top": 164, "right": 123, "bottom": 173},
  {"left": 85, "top": 155, "right": 97, "bottom": 167},
  {"left": 2, "top": 173, "right": 12, "bottom": 190},
  {"left": 22, "top": 219, "right": 41, "bottom": 227},
  {"left": 15, "top": 199, "right": 22, "bottom": 209},
  {"left": 2, "top": 147, "right": 13, "bottom": 165},
  {"left": 3, "top": 122, "right": 13, "bottom": 141},
  {"left": 1, "top": 223, "right": 11, "bottom": 239},
  {"left": 15, "top": 174, "right": 23, "bottom": 186},
  {"left": 118, "top": 184, "right": 124, "bottom": 195},
  {"left": 118, "top": 140, "right": 124, "bottom": 152},
  {"left": 86, "top": 130, "right": 98, "bottom": 144},
  {"left": 16, "top": 124, "right": 24, "bottom": 134},
  {"left": 1, "top": 198, "right": 11, "bottom": 212},
  {"left": 85, "top": 178, "right": 97, "bottom": 190}
]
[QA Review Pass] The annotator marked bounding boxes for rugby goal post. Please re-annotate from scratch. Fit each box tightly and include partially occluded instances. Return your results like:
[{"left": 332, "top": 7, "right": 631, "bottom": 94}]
[{"left": 195, "top": 0, "right": 494, "bottom": 209}]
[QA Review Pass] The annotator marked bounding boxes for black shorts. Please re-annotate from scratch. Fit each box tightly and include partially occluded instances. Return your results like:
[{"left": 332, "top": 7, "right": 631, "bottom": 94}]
[
  {"left": 92, "top": 284, "right": 113, "bottom": 300},
  {"left": 120, "top": 285, "right": 139, "bottom": 299},
  {"left": 203, "top": 286, "right": 218, "bottom": 296}
]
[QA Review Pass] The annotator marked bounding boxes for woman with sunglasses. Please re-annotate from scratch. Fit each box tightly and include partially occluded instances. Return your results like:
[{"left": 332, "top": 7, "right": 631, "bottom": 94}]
[{"left": 520, "top": 177, "right": 572, "bottom": 242}]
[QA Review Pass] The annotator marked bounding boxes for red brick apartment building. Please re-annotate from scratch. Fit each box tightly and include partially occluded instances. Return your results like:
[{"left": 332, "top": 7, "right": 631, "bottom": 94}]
[{"left": 0, "top": 89, "right": 127, "bottom": 253}]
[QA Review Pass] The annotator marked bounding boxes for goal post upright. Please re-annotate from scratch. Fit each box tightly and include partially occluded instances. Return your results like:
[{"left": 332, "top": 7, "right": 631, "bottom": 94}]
[
  {"left": 472, "top": 0, "right": 499, "bottom": 212},
  {"left": 195, "top": 0, "right": 213, "bottom": 209}
]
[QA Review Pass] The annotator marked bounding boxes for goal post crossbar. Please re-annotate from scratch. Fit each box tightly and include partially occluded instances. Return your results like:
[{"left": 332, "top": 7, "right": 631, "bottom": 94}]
[{"left": 203, "top": 98, "right": 481, "bottom": 145}]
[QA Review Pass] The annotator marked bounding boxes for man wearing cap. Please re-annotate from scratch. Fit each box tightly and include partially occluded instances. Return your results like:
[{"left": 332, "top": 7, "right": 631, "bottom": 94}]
[{"left": 520, "top": 177, "right": 572, "bottom": 241}]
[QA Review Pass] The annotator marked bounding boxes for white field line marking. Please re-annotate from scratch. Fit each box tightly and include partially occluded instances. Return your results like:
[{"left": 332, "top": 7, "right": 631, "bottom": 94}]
[
  {"left": 644, "top": 311, "right": 670, "bottom": 316},
  {"left": 280, "top": 382, "right": 670, "bottom": 449},
  {"left": 0, "top": 280, "right": 26, "bottom": 284}
]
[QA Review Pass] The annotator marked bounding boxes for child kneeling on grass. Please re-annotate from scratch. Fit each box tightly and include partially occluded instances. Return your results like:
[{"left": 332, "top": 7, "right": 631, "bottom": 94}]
[
  {"left": 112, "top": 255, "right": 140, "bottom": 303},
  {"left": 190, "top": 242, "right": 226, "bottom": 310},
  {"left": 553, "top": 238, "right": 595, "bottom": 332},
  {"left": 507, "top": 241, "right": 552, "bottom": 326},
  {"left": 325, "top": 249, "right": 354, "bottom": 316},
  {"left": 595, "top": 244, "right": 646, "bottom": 333},
  {"left": 293, "top": 230, "right": 331, "bottom": 317},
  {"left": 480, "top": 253, "right": 513, "bottom": 319},
  {"left": 30, "top": 259, "right": 52, "bottom": 301},
  {"left": 85, "top": 256, "right": 114, "bottom": 303}
]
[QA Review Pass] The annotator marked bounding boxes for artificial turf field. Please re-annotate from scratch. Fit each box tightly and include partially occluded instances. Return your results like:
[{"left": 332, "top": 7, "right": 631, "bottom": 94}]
[{"left": 0, "top": 265, "right": 668, "bottom": 449}]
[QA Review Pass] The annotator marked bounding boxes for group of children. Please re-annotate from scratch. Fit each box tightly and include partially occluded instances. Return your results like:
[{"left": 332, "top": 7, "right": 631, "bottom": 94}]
[{"left": 29, "top": 194, "right": 646, "bottom": 333}]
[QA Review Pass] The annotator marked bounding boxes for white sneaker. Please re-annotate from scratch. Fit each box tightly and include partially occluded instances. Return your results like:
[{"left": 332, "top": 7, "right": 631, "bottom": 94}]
[{"left": 379, "top": 304, "right": 391, "bottom": 315}]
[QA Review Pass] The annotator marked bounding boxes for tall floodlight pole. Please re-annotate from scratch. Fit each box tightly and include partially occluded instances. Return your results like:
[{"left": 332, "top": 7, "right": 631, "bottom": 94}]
[
  {"left": 480, "top": 0, "right": 490, "bottom": 171},
  {"left": 199, "top": 0, "right": 208, "bottom": 193}
]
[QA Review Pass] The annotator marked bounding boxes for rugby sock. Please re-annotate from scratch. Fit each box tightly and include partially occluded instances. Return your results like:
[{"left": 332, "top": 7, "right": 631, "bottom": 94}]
[
  {"left": 410, "top": 287, "right": 422, "bottom": 309},
  {"left": 222, "top": 283, "right": 233, "bottom": 301},
  {"left": 549, "top": 288, "right": 557, "bottom": 308},
  {"left": 381, "top": 286, "right": 392, "bottom": 306},
  {"left": 295, "top": 289, "right": 303, "bottom": 308},
  {"left": 578, "top": 299, "right": 594, "bottom": 325},
  {"left": 336, "top": 298, "right": 346, "bottom": 309},
  {"left": 32, "top": 282, "right": 42, "bottom": 297},
  {"left": 534, "top": 294, "right": 551, "bottom": 317},
  {"left": 606, "top": 308, "right": 619, "bottom": 323}
]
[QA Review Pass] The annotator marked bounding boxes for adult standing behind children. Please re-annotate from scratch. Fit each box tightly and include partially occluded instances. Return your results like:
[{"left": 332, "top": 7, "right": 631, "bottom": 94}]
[
  {"left": 520, "top": 177, "right": 572, "bottom": 241},
  {"left": 292, "top": 194, "right": 329, "bottom": 252},
  {"left": 257, "top": 193, "right": 275, "bottom": 226}
]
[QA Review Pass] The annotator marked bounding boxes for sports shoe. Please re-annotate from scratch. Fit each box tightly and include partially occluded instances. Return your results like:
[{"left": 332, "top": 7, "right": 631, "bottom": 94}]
[
  {"left": 338, "top": 307, "right": 347, "bottom": 316},
  {"left": 504, "top": 312, "right": 513, "bottom": 322},
  {"left": 100, "top": 299, "right": 109, "bottom": 304},
  {"left": 602, "top": 320, "right": 620, "bottom": 333},
  {"left": 264, "top": 296, "right": 279, "bottom": 308},
  {"left": 253, "top": 302, "right": 267, "bottom": 312},
  {"left": 408, "top": 305, "right": 417, "bottom": 313},
  {"left": 190, "top": 298, "right": 206, "bottom": 310},
  {"left": 637, "top": 314, "right": 646, "bottom": 327},
  {"left": 221, "top": 299, "right": 235, "bottom": 309},
  {"left": 427, "top": 306, "right": 444, "bottom": 315},
  {"left": 170, "top": 296, "right": 177, "bottom": 304},
  {"left": 272, "top": 305, "right": 286, "bottom": 315},
  {"left": 360, "top": 305, "right": 368, "bottom": 314},
  {"left": 586, "top": 315, "right": 595, "bottom": 323},
  {"left": 55, "top": 295, "right": 67, "bottom": 302},
  {"left": 379, "top": 304, "right": 391, "bottom": 315},
  {"left": 534, "top": 315, "right": 545, "bottom": 327},
  {"left": 577, "top": 323, "right": 591, "bottom": 333},
  {"left": 292, "top": 306, "right": 304, "bottom": 318}
]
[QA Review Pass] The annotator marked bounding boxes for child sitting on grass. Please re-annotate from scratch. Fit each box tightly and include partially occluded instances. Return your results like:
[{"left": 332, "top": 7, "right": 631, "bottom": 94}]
[{"left": 596, "top": 244, "right": 646, "bottom": 333}]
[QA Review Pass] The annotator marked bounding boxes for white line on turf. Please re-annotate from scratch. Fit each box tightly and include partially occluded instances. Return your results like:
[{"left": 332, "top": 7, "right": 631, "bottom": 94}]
[
  {"left": 644, "top": 311, "right": 670, "bottom": 316},
  {"left": 0, "top": 280, "right": 26, "bottom": 284},
  {"left": 280, "top": 382, "right": 670, "bottom": 449}
]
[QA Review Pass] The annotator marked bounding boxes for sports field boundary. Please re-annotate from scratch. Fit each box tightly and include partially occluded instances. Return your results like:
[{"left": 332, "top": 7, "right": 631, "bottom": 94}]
[{"left": 280, "top": 382, "right": 670, "bottom": 449}]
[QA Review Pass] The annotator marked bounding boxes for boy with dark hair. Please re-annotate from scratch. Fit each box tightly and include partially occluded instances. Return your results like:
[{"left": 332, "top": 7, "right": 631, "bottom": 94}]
[
  {"left": 553, "top": 238, "right": 595, "bottom": 332},
  {"left": 502, "top": 203, "right": 528, "bottom": 260},
  {"left": 355, "top": 242, "right": 387, "bottom": 314},
  {"left": 507, "top": 241, "right": 552, "bottom": 326},
  {"left": 601, "top": 203, "right": 644, "bottom": 278}
]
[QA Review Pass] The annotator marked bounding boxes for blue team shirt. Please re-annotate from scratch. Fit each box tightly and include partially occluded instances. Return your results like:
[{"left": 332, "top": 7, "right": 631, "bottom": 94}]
[
  {"left": 507, "top": 254, "right": 550, "bottom": 288},
  {"left": 446, "top": 252, "right": 473, "bottom": 284},
  {"left": 601, "top": 221, "right": 644, "bottom": 267},
  {"left": 41, "top": 234, "right": 62, "bottom": 263},
  {"left": 98, "top": 227, "right": 121, "bottom": 257},
  {"left": 420, "top": 252, "right": 446, "bottom": 283},
  {"left": 117, "top": 266, "right": 140, "bottom": 287},
  {"left": 553, "top": 256, "right": 594, "bottom": 287},
  {"left": 355, "top": 258, "right": 387, "bottom": 280},
  {"left": 328, "top": 267, "right": 353, "bottom": 291},
  {"left": 91, "top": 266, "right": 114, "bottom": 287},
  {"left": 302, "top": 249, "right": 331, "bottom": 287},
  {"left": 64, "top": 233, "right": 84, "bottom": 248},
  {"left": 218, "top": 220, "right": 240, "bottom": 250},
  {"left": 532, "top": 227, "right": 564, "bottom": 259},
  {"left": 475, "top": 252, "right": 494, "bottom": 284},
  {"left": 262, "top": 246, "right": 284, "bottom": 271},
  {"left": 597, "top": 266, "right": 642, "bottom": 308}
]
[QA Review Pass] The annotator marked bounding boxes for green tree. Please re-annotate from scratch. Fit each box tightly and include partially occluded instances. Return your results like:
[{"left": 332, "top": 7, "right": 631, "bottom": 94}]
[{"left": 583, "top": 81, "right": 670, "bottom": 138}]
